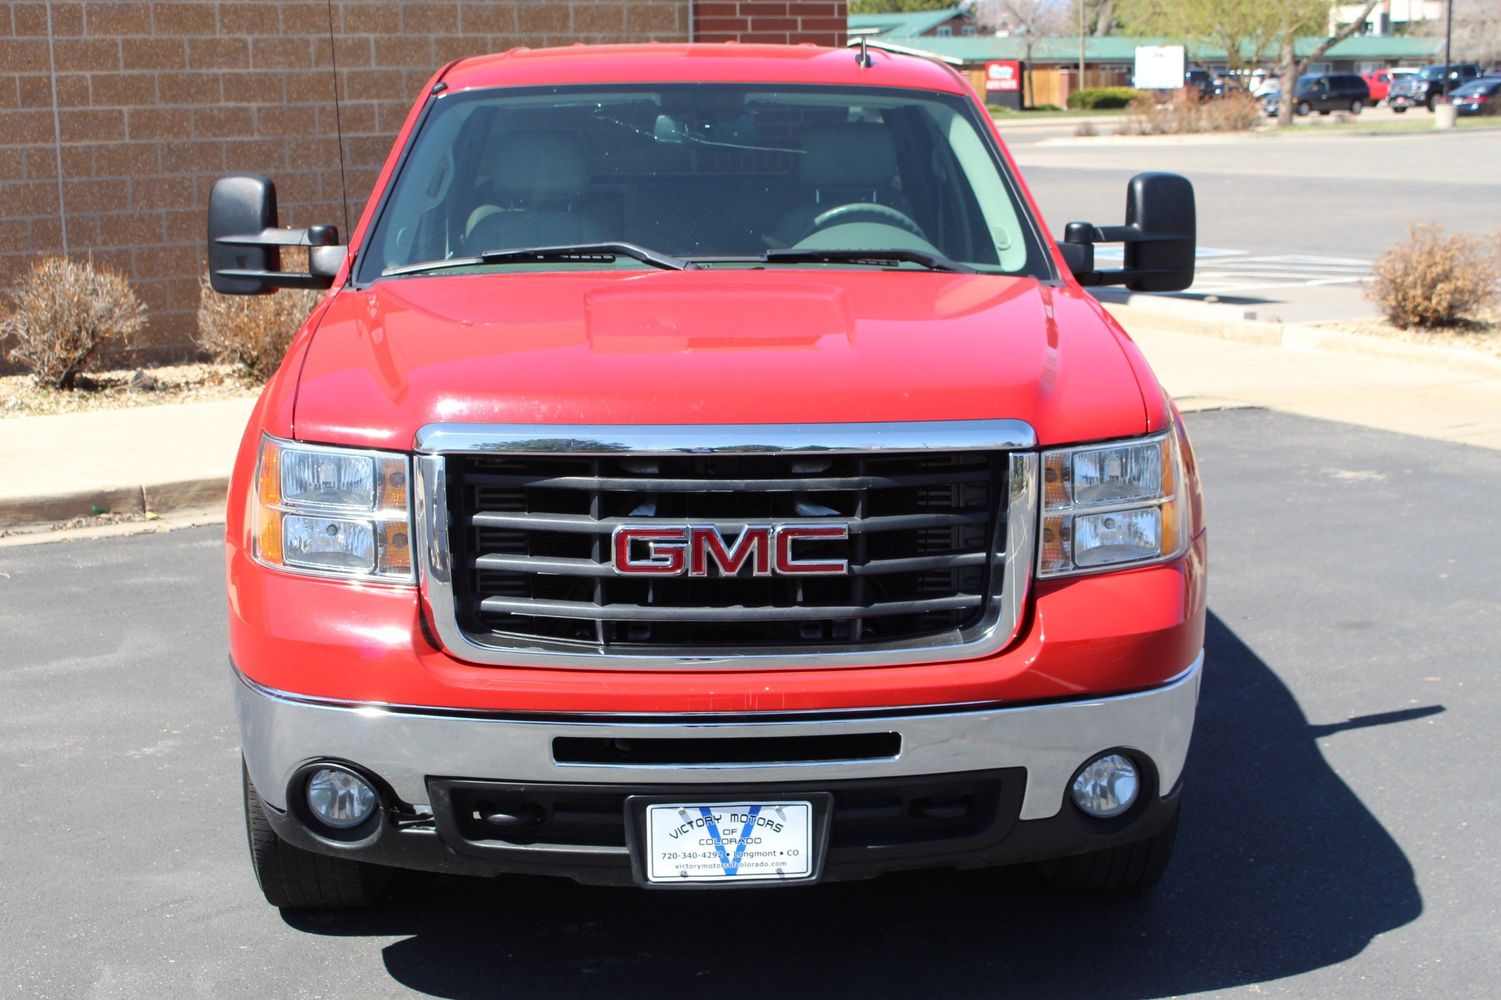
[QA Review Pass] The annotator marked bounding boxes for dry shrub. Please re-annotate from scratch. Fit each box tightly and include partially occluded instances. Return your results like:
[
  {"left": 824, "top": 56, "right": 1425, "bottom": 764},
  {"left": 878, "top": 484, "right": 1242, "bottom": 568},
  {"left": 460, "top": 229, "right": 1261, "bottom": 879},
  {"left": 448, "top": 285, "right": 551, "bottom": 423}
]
[
  {"left": 1203, "top": 92, "right": 1263, "bottom": 132},
  {"left": 1367, "top": 224, "right": 1501, "bottom": 329},
  {"left": 1073, "top": 120, "right": 1098, "bottom": 137},
  {"left": 1, "top": 257, "right": 146, "bottom": 388},
  {"left": 196, "top": 278, "right": 319, "bottom": 380},
  {"left": 1121, "top": 89, "right": 1261, "bottom": 136}
]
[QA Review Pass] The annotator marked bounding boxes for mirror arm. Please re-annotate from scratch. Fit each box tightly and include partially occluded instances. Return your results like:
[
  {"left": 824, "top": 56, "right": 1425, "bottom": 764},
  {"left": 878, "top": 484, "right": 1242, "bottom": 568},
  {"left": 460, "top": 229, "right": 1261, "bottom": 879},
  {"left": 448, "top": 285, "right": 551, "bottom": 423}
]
[{"left": 211, "top": 224, "right": 343, "bottom": 290}]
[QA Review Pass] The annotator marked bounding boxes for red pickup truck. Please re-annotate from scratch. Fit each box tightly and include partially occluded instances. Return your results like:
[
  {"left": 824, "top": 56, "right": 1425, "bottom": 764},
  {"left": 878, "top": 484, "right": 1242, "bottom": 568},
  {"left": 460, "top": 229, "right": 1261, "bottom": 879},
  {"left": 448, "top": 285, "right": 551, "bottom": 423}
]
[{"left": 211, "top": 43, "right": 1206, "bottom": 909}]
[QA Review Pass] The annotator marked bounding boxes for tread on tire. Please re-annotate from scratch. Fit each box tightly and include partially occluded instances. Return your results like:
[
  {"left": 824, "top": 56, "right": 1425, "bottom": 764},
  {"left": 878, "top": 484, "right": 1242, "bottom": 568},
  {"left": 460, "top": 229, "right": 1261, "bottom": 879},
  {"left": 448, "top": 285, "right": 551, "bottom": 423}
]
[{"left": 243, "top": 759, "right": 391, "bottom": 910}]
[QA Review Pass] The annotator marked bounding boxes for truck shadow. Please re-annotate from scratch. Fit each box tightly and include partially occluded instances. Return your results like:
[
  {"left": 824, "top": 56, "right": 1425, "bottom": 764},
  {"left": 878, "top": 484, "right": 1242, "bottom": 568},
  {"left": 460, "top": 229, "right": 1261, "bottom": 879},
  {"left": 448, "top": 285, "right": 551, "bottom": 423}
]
[{"left": 284, "top": 612, "right": 1427, "bottom": 999}]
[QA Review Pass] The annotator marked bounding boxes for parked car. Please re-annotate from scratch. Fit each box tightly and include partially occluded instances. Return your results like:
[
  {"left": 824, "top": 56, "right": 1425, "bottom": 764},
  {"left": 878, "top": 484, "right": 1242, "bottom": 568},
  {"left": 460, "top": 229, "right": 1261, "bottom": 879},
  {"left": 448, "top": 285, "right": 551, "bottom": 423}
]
[
  {"left": 208, "top": 42, "right": 1206, "bottom": 908},
  {"left": 1210, "top": 75, "right": 1244, "bottom": 98},
  {"left": 1388, "top": 63, "right": 1484, "bottom": 112},
  {"left": 1251, "top": 77, "right": 1280, "bottom": 100},
  {"left": 1361, "top": 68, "right": 1415, "bottom": 103},
  {"left": 1262, "top": 73, "right": 1371, "bottom": 116},
  {"left": 1450, "top": 77, "right": 1501, "bottom": 116},
  {"left": 1185, "top": 66, "right": 1215, "bottom": 99}
]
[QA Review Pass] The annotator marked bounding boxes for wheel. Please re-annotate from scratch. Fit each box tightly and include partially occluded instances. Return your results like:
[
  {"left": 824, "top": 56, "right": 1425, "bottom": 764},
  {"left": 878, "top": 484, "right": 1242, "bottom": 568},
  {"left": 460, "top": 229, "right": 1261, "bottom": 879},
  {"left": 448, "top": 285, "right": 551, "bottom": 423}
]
[
  {"left": 1426, "top": 95, "right": 1437, "bottom": 112},
  {"left": 804, "top": 202, "right": 927, "bottom": 240},
  {"left": 1350, "top": 99, "right": 1363, "bottom": 114},
  {"left": 1296, "top": 101, "right": 1312, "bottom": 117},
  {"left": 1036, "top": 811, "right": 1180, "bottom": 894},
  {"left": 243, "top": 759, "right": 391, "bottom": 909},
  {"left": 1392, "top": 104, "right": 1407, "bottom": 114}
]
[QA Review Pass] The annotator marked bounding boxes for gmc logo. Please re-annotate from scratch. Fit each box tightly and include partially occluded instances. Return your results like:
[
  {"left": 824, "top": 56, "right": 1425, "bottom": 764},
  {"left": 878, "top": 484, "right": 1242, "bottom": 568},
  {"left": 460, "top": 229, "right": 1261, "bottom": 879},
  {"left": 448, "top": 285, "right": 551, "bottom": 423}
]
[{"left": 611, "top": 524, "right": 850, "bottom": 577}]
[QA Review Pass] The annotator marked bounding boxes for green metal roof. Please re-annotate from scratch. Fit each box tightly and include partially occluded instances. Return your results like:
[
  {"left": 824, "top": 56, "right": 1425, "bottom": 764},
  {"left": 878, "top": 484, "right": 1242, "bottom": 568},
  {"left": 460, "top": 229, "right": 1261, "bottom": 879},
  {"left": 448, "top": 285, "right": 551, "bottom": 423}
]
[
  {"left": 848, "top": 6, "right": 969, "bottom": 39},
  {"left": 858, "top": 33, "right": 1443, "bottom": 66}
]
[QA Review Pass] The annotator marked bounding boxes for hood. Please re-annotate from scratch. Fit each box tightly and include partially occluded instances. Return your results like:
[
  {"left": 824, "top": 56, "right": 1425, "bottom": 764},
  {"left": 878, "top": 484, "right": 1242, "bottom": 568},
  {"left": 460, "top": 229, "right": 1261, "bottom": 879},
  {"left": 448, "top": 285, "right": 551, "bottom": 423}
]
[{"left": 292, "top": 269, "right": 1150, "bottom": 451}]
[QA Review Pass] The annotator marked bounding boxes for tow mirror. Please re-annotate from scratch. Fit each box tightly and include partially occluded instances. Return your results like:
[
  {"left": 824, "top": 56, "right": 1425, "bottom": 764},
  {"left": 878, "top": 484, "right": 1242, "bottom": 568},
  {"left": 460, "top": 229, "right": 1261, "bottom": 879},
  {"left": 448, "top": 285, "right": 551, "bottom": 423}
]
[
  {"left": 207, "top": 174, "right": 346, "bottom": 294},
  {"left": 1058, "top": 172, "right": 1195, "bottom": 292}
]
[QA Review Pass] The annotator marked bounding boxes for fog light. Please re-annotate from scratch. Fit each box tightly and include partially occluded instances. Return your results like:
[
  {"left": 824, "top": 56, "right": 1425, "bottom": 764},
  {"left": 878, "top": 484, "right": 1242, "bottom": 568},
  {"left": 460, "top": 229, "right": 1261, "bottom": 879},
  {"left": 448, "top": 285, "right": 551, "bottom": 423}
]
[
  {"left": 1070, "top": 753, "right": 1139, "bottom": 818},
  {"left": 306, "top": 767, "right": 377, "bottom": 829}
]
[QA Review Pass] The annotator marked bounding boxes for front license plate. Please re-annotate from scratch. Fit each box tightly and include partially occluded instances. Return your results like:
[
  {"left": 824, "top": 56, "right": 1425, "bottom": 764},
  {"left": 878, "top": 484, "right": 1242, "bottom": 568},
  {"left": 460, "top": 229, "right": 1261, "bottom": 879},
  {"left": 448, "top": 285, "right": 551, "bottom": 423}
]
[{"left": 644, "top": 801, "right": 812, "bottom": 883}]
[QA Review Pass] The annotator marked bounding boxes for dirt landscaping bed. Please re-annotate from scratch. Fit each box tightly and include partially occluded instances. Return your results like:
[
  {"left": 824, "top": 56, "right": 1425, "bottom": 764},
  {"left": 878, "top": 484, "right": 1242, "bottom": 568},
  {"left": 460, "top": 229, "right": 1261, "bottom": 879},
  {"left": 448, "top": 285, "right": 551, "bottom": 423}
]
[
  {"left": 1, "top": 362, "right": 256, "bottom": 417},
  {"left": 1322, "top": 307, "right": 1501, "bottom": 359}
]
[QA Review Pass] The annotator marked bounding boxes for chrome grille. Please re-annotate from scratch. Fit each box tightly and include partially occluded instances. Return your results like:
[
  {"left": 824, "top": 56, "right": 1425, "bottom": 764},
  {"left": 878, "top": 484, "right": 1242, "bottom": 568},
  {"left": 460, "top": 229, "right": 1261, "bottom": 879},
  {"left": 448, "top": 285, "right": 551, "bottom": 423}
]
[
  {"left": 449, "top": 450, "right": 999, "bottom": 649},
  {"left": 414, "top": 421, "right": 1039, "bottom": 670}
]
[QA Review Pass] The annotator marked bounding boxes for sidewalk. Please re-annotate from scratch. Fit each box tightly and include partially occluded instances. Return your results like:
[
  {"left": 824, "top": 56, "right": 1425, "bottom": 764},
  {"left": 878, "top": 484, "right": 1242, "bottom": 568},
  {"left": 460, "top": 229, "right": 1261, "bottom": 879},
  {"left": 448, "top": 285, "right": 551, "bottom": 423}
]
[
  {"left": 2, "top": 313, "right": 1500, "bottom": 532},
  {"left": 0, "top": 396, "right": 254, "bottom": 529}
]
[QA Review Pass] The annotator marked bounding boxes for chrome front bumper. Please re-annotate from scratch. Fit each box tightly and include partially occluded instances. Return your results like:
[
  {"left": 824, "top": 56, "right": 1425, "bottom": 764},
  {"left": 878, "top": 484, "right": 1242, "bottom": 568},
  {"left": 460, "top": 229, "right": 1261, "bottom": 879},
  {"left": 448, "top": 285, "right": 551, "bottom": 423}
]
[{"left": 236, "top": 651, "right": 1201, "bottom": 823}]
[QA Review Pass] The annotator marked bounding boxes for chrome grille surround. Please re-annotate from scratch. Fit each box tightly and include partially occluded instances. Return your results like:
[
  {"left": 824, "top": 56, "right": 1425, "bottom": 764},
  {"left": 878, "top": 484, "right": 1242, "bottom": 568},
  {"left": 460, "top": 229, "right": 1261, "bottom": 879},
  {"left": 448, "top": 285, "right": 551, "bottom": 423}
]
[{"left": 414, "top": 421, "right": 1038, "bottom": 670}]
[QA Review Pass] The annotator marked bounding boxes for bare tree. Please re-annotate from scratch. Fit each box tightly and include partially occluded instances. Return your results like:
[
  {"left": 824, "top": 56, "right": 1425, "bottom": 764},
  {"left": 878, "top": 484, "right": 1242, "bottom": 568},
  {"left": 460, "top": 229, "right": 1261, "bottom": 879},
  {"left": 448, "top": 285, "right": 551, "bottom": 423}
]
[
  {"left": 1119, "top": 0, "right": 1381, "bottom": 123},
  {"left": 1272, "top": 0, "right": 1380, "bottom": 126},
  {"left": 976, "top": 1, "right": 1069, "bottom": 105},
  {"left": 1417, "top": 0, "right": 1501, "bottom": 69}
]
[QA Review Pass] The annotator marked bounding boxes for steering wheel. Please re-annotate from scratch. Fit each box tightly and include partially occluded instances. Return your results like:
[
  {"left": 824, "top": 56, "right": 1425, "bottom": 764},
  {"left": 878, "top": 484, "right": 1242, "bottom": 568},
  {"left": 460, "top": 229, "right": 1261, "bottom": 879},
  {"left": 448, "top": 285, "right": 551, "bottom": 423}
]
[{"left": 804, "top": 202, "right": 927, "bottom": 240}]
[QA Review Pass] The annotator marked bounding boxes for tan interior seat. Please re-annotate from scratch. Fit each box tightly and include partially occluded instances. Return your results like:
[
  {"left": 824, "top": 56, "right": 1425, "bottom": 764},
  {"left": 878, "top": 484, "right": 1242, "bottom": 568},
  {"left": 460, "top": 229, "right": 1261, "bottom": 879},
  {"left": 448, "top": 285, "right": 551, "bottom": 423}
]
[{"left": 463, "top": 131, "right": 604, "bottom": 252}]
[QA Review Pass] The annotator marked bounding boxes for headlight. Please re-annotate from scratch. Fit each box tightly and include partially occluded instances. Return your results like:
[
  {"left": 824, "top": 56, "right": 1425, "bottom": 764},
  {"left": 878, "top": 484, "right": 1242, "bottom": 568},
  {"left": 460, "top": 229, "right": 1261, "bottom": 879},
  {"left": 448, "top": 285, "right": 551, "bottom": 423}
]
[
  {"left": 1038, "top": 422, "right": 1187, "bottom": 577},
  {"left": 253, "top": 435, "right": 414, "bottom": 582}
]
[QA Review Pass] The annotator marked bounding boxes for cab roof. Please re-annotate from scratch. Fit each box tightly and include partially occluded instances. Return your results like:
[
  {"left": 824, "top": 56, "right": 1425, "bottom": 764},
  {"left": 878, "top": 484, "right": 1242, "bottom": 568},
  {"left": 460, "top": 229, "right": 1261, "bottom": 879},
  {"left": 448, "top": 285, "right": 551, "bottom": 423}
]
[{"left": 440, "top": 42, "right": 968, "bottom": 95}]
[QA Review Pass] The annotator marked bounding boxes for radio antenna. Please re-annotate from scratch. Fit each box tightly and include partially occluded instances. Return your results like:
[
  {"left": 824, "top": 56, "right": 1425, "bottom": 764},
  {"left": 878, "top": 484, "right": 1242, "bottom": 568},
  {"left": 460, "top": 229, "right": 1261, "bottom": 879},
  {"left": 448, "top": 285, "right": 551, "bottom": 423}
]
[
  {"left": 856, "top": 37, "right": 873, "bottom": 69},
  {"left": 325, "top": 0, "right": 352, "bottom": 240}
]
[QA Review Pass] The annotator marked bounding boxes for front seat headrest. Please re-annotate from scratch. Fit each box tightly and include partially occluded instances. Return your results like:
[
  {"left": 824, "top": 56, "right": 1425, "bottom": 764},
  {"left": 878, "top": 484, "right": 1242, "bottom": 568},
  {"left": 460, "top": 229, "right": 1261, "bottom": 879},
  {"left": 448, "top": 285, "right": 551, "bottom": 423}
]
[
  {"left": 799, "top": 123, "right": 899, "bottom": 189},
  {"left": 493, "top": 131, "right": 590, "bottom": 202}
]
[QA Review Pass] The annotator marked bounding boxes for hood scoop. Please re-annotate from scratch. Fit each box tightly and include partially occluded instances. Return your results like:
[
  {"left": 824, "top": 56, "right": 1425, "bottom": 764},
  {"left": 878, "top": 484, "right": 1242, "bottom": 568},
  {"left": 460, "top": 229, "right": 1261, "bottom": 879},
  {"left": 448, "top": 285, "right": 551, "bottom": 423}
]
[{"left": 584, "top": 279, "right": 854, "bottom": 352}]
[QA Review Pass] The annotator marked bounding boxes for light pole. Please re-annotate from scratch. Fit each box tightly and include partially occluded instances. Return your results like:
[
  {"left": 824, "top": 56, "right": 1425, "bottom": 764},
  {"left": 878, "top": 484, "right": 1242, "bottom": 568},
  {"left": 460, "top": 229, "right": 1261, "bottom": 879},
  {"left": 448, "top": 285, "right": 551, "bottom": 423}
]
[
  {"left": 1079, "top": 0, "right": 1086, "bottom": 86},
  {"left": 1442, "top": 0, "right": 1454, "bottom": 100}
]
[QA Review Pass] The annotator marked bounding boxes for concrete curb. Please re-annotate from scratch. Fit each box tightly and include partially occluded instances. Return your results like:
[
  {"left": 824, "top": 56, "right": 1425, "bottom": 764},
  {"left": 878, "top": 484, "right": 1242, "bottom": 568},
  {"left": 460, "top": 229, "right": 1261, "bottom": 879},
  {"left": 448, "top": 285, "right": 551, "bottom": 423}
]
[
  {"left": 1102, "top": 296, "right": 1501, "bottom": 379},
  {"left": 0, "top": 476, "right": 227, "bottom": 531}
]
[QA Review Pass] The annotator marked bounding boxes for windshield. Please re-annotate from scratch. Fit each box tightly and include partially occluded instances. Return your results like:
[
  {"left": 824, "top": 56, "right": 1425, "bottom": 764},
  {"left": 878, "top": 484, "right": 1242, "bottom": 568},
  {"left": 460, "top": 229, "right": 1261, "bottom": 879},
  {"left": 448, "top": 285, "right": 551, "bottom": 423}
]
[
  {"left": 357, "top": 84, "right": 1048, "bottom": 282},
  {"left": 1418, "top": 66, "right": 1448, "bottom": 81}
]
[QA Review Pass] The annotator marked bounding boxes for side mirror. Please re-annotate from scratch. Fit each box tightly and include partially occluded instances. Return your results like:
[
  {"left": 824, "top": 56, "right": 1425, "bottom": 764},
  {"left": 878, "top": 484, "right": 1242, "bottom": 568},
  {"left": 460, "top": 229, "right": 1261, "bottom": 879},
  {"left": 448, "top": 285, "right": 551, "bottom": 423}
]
[
  {"left": 207, "top": 174, "right": 346, "bottom": 294},
  {"left": 1058, "top": 172, "right": 1195, "bottom": 292}
]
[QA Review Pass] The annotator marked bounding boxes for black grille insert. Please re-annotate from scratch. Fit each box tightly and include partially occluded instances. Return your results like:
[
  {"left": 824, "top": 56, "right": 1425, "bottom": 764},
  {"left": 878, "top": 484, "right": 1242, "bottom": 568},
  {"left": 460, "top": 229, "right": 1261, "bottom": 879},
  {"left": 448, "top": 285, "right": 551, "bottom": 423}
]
[
  {"left": 444, "top": 449, "right": 1006, "bottom": 652},
  {"left": 553, "top": 732, "right": 901, "bottom": 766},
  {"left": 430, "top": 771, "right": 1020, "bottom": 853}
]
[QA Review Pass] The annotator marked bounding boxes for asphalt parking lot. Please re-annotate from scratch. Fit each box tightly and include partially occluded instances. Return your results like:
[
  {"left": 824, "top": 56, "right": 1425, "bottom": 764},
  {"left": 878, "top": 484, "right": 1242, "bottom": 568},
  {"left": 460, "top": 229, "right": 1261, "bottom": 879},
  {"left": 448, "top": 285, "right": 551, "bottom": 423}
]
[
  {"left": 1012, "top": 127, "right": 1501, "bottom": 323},
  {"left": 3, "top": 407, "right": 1497, "bottom": 999}
]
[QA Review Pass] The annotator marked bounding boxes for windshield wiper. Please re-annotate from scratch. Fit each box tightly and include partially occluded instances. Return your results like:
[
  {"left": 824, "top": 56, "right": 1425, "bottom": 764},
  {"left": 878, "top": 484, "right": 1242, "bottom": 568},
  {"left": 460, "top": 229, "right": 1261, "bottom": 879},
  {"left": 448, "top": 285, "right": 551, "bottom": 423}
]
[
  {"left": 760, "top": 248, "right": 976, "bottom": 274},
  {"left": 382, "top": 242, "right": 695, "bottom": 277}
]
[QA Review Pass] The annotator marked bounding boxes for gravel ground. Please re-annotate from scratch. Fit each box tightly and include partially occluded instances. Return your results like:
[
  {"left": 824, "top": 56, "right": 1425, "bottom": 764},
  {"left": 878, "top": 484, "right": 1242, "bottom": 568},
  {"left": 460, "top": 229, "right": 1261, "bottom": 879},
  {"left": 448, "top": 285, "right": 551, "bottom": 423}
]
[
  {"left": 0, "top": 361, "right": 256, "bottom": 416},
  {"left": 1326, "top": 306, "right": 1501, "bottom": 357}
]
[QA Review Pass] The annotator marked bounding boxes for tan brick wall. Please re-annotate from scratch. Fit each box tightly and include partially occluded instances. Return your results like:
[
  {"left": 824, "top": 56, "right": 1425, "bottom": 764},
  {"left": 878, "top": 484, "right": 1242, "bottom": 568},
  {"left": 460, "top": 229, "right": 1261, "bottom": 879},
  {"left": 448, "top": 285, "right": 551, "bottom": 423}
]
[
  {"left": 693, "top": 1, "right": 845, "bottom": 45},
  {"left": 1, "top": 0, "right": 698, "bottom": 363}
]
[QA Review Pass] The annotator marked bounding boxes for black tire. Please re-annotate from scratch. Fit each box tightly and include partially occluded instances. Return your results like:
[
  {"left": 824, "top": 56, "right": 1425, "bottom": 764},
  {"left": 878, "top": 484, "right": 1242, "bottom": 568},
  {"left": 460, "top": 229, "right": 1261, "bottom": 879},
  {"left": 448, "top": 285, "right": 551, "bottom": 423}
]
[
  {"left": 1036, "top": 812, "right": 1180, "bottom": 894},
  {"left": 1296, "top": 101, "right": 1312, "bottom": 117},
  {"left": 1350, "top": 99, "right": 1363, "bottom": 114},
  {"left": 243, "top": 760, "right": 391, "bottom": 910},
  {"left": 1392, "top": 105, "right": 1407, "bottom": 114},
  {"left": 1426, "top": 95, "right": 1437, "bottom": 112}
]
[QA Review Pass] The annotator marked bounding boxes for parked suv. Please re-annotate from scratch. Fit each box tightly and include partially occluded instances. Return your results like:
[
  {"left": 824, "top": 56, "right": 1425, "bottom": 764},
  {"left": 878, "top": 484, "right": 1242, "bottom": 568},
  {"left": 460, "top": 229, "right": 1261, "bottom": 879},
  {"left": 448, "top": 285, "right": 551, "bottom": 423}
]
[
  {"left": 1263, "top": 73, "right": 1371, "bottom": 116},
  {"left": 1389, "top": 63, "right": 1483, "bottom": 112},
  {"left": 211, "top": 43, "right": 1206, "bottom": 909}
]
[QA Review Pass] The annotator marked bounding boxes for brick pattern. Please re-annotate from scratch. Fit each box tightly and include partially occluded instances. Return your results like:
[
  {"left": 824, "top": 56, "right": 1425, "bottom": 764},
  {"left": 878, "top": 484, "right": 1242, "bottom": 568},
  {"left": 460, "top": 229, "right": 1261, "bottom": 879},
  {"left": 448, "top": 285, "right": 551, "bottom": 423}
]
[
  {"left": 692, "top": 1, "right": 845, "bottom": 45},
  {"left": 1, "top": 1, "right": 696, "bottom": 362}
]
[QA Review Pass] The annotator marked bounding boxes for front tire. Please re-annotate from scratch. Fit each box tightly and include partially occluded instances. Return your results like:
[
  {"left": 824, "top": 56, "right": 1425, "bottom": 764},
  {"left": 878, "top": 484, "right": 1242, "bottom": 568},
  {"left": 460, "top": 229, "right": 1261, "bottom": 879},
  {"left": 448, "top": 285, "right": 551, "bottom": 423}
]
[
  {"left": 1036, "top": 812, "right": 1180, "bottom": 894},
  {"left": 1296, "top": 101, "right": 1312, "bottom": 117},
  {"left": 243, "top": 759, "right": 391, "bottom": 910},
  {"left": 1350, "top": 99, "right": 1363, "bottom": 114},
  {"left": 1392, "top": 104, "right": 1407, "bottom": 114}
]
